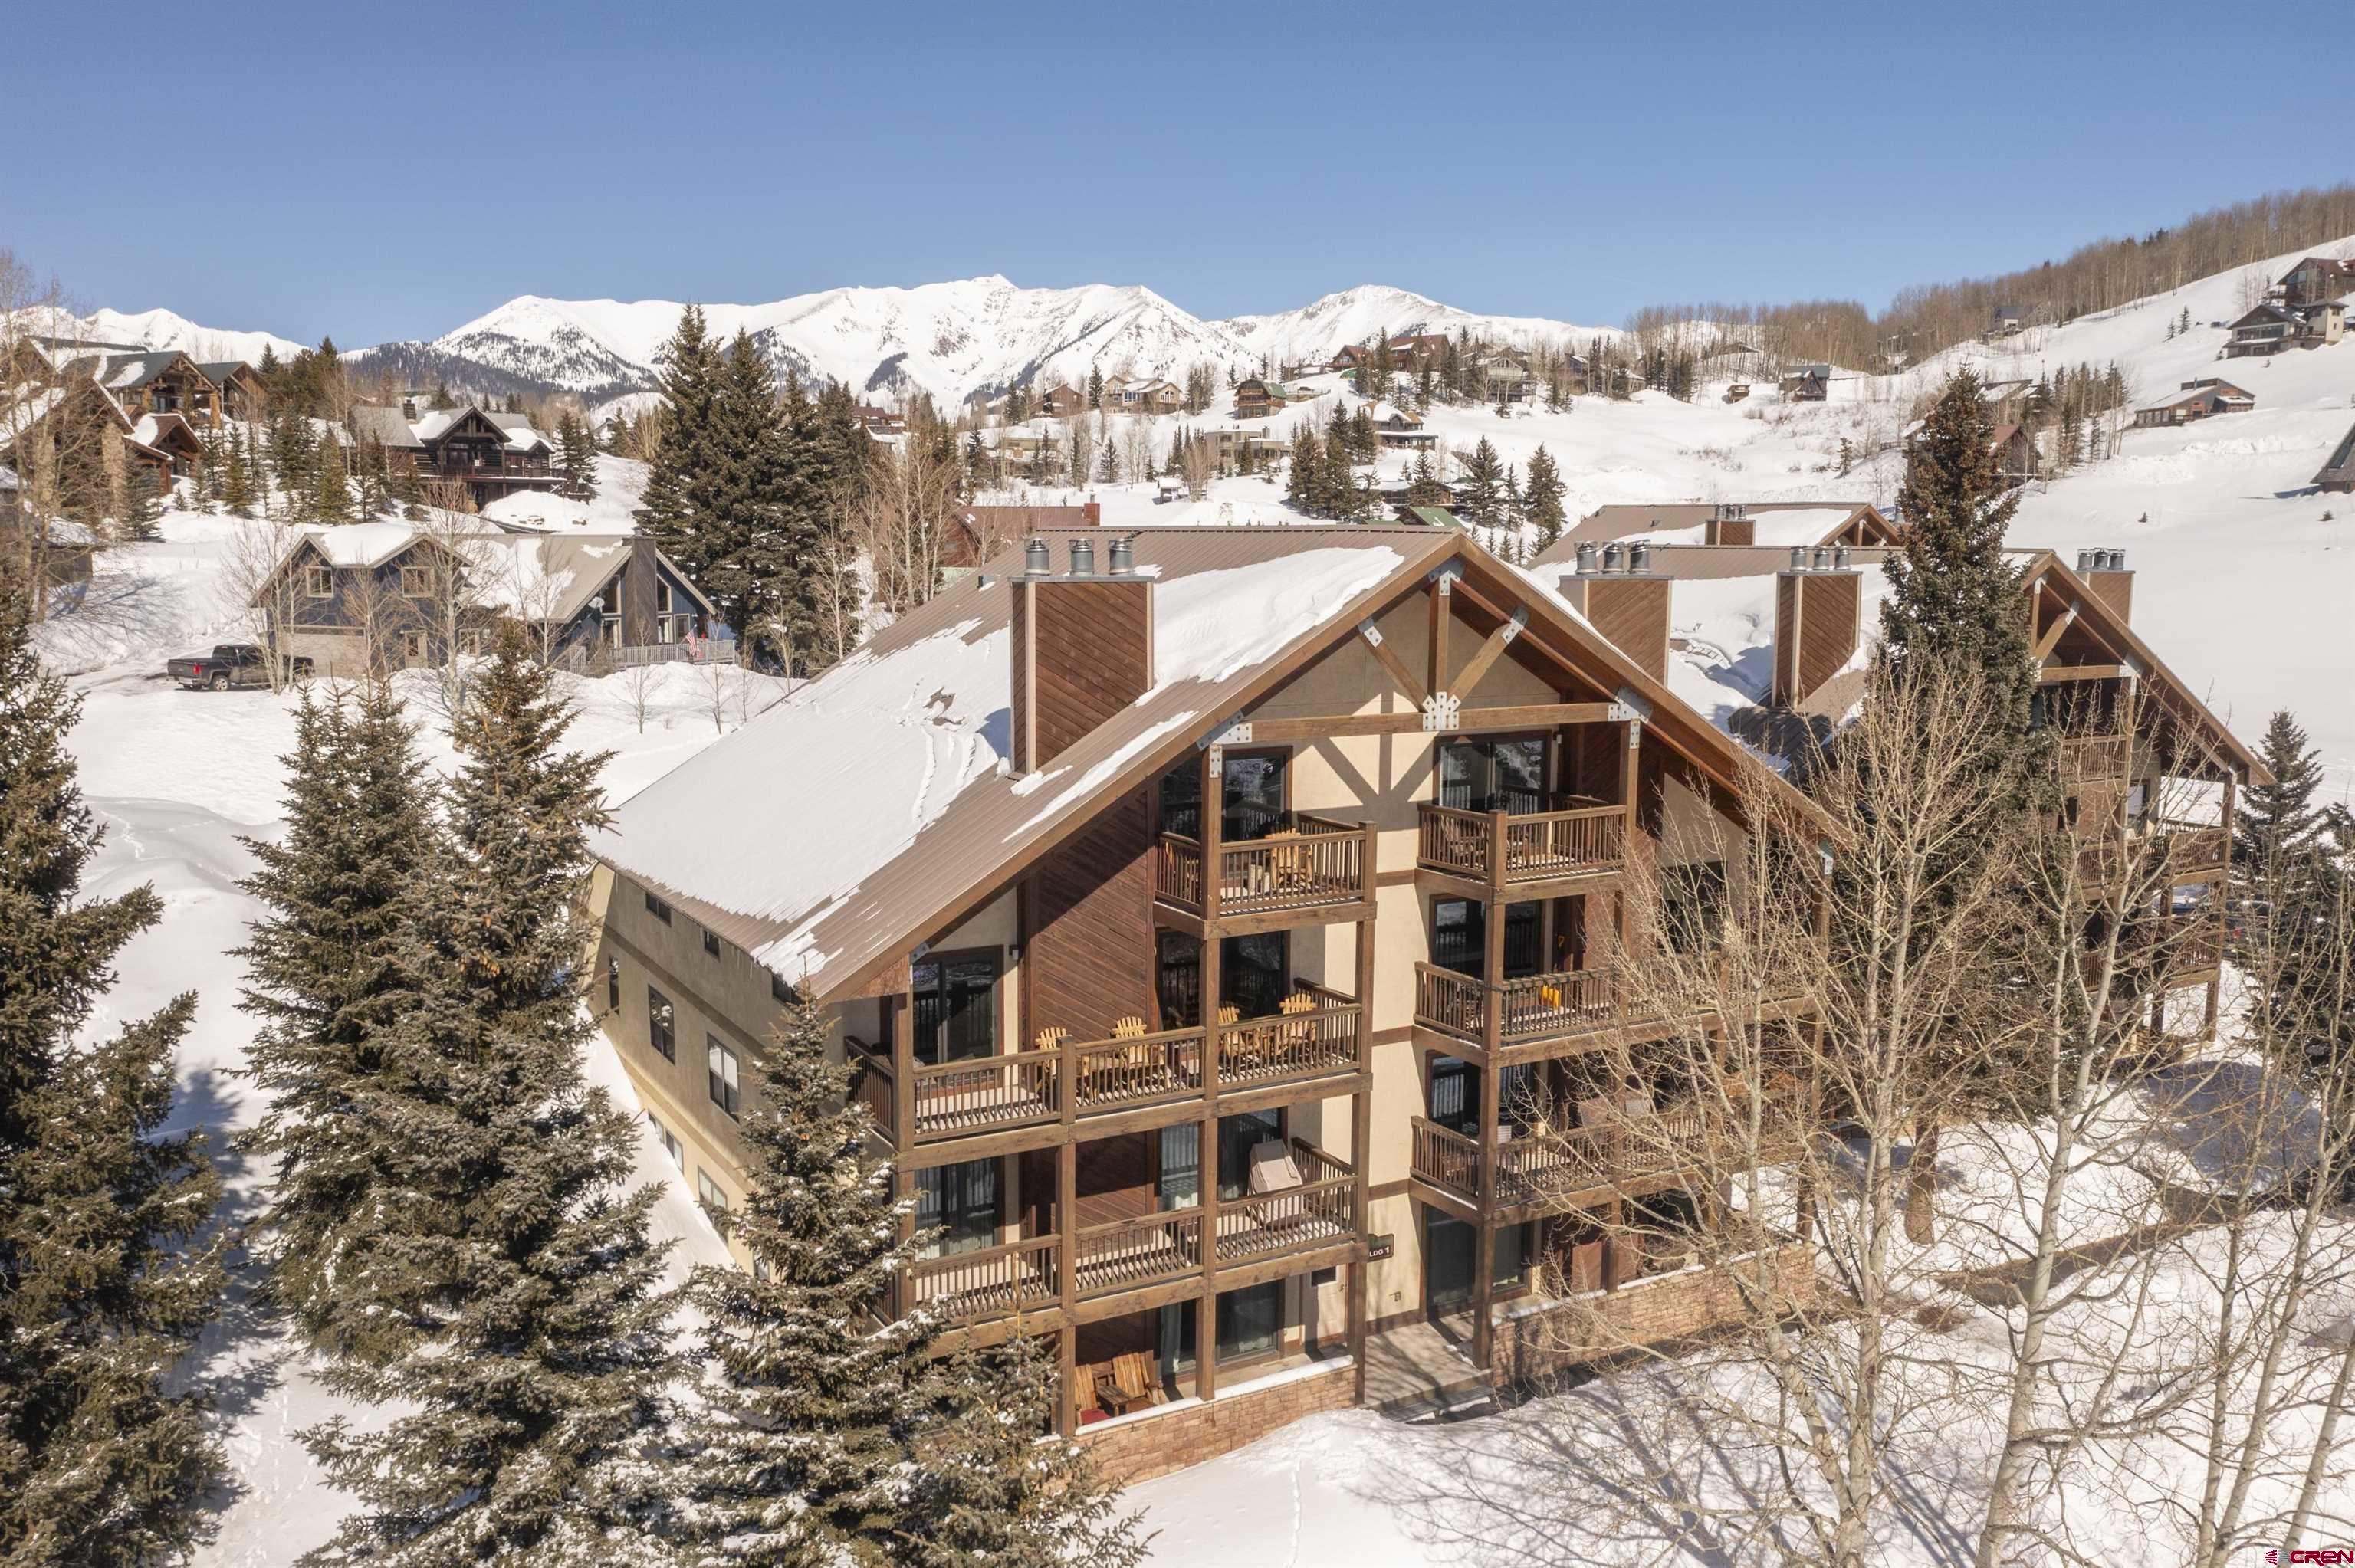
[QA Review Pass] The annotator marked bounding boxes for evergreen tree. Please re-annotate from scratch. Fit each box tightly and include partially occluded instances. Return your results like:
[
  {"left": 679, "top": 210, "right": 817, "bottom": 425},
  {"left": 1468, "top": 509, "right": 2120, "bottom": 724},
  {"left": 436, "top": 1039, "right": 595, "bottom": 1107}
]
[
  {"left": 428, "top": 381, "right": 455, "bottom": 412},
  {"left": 0, "top": 597, "right": 225, "bottom": 1566},
  {"left": 1457, "top": 437, "right": 1506, "bottom": 528},
  {"left": 300, "top": 628, "right": 681, "bottom": 1563},
  {"left": 635, "top": 306, "right": 730, "bottom": 592},
  {"left": 222, "top": 423, "right": 259, "bottom": 517},
  {"left": 557, "top": 409, "right": 601, "bottom": 499},
  {"left": 680, "top": 986, "right": 1144, "bottom": 1568},
  {"left": 1879, "top": 371, "right": 2034, "bottom": 736},
  {"left": 2235, "top": 710, "right": 2327, "bottom": 874},
  {"left": 1085, "top": 365, "right": 1104, "bottom": 409},
  {"left": 1404, "top": 450, "right": 1447, "bottom": 507},
  {"left": 1284, "top": 423, "right": 1319, "bottom": 513},
  {"left": 1522, "top": 444, "right": 1566, "bottom": 549},
  {"left": 309, "top": 435, "right": 352, "bottom": 525},
  {"left": 235, "top": 687, "right": 441, "bottom": 1349}
]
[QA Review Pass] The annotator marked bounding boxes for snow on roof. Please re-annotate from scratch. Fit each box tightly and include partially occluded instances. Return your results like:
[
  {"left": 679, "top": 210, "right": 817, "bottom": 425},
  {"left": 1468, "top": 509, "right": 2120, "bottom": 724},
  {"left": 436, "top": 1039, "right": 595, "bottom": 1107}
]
[
  {"left": 1603, "top": 507, "right": 1861, "bottom": 549},
  {"left": 304, "top": 520, "right": 433, "bottom": 568},
  {"left": 598, "top": 529, "right": 1426, "bottom": 996}
]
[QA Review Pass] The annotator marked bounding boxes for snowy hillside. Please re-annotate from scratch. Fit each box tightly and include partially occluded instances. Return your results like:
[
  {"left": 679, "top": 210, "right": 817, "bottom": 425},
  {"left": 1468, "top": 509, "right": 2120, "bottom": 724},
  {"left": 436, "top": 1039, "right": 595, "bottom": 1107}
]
[
  {"left": 1214, "top": 284, "right": 1612, "bottom": 365},
  {"left": 72, "top": 307, "right": 307, "bottom": 365}
]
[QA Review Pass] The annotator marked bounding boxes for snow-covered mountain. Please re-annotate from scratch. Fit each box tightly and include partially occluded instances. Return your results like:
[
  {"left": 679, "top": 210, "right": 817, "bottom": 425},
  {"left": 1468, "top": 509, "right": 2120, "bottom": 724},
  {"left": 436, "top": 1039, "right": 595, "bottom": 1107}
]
[
  {"left": 1213, "top": 284, "right": 1611, "bottom": 366},
  {"left": 84, "top": 277, "right": 1606, "bottom": 408},
  {"left": 71, "top": 307, "right": 308, "bottom": 366}
]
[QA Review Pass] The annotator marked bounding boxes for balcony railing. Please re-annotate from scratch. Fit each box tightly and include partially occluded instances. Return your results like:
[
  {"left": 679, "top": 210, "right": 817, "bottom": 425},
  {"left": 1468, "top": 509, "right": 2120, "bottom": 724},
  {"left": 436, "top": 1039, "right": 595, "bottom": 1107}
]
[
  {"left": 1155, "top": 812, "right": 1371, "bottom": 919},
  {"left": 1417, "top": 800, "right": 1624, "bottom": 887},
  {"left": 2056, "top": 733, "right": 2131, "bottom": 780},
  {"left": 1411, "top": 1099, "right": 1798, "bottom": 1212},
  {"left": 1075, "top": 1209, "right": 1204, "bottom": 1297},
  {"left": 908, "top": 1235, "right": 1059, "bottom": 1324},
  {"left": 1214, "top": 1143, "right": 1355, "bottom": 1264},
  {"left": 1415, "top": 962, "right": 1619, "bottom": 1048},
  {"left": 897, "top": 999, "right": 1366, "bottom": 1143}
]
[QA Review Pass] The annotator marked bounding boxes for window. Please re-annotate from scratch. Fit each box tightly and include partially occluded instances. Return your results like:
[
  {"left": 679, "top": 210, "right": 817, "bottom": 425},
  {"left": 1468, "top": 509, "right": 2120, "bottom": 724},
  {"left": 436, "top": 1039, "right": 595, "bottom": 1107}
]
[
  {"left": 646, "top": 987, "right": 675, "bottom": 1061},
  {"left": 1431, "top": 898, "right": 1540, "bottom": 979},
  {"left": 707, "top": 1035, "right": 740, "bottom": 1118},
  {"left": 303, "top": 565, "right": 332, "bottom": 598},
  {"left": 655, "top": 581, "right": 674, "bottom": 614},
  {"left": 1156, "top": 1124, "right": 1200, "bottom": 1211},
  {"left": 1658, "top": 861, "right": 1728, "bottom": 954},
  {"left": 915, "top": 1158, "right": 1001, "bottom": 1258},
  {"left": 606, "top": 955, "right": 620, "bottom": 1012},
  {"left": 400, "top": 565, "right": 431, "bottom": 597},
  {"left": 1437, "top": 736, "right": 1548, "bottom": 815},
  {"left": 399, "top": 629, "right": 427, "bottom": 667},
  {"left": 1215, "top": 1280, "right": 1283, "bottom": 1363},
  {"left": 696, "top": 1169, "right": 728, "bottom": 1211},
  {"left": 770, "top": 969, "right": 793, "bottom": 1005},
  {"left": 1220, "top": 932, "right": 1289, "bottom": 1022},
  {"left": 646, "top": 1112, "right": 683, "bottom": 1172},
  {"left": 1157, "top": 750, "right": 1290, "bottom": 841},
  {"left": 909, "top": 951, "right": 998, "bottom": 1065},
  {"left": 643, "top": 891, "right": 672, "bottom": 923},
  {"left": 701, "top": 928, "right": 721, "bottom": 959},
  {"left": 1215, "top": 1109, "right": 1283, "bottom": 1202}
]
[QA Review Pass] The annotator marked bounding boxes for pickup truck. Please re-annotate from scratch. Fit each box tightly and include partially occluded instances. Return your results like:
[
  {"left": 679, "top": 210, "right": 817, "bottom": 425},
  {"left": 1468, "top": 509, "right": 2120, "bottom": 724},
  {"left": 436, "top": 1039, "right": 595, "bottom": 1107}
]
[{"left": 166, "top": 644, "right": 310, "bottom": 690}]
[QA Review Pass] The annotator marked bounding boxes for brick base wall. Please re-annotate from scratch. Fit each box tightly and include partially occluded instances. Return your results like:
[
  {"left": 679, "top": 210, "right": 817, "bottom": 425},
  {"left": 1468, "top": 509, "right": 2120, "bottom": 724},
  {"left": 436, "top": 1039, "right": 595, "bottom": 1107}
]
[
  {"left": 1490, "top": 1242, "right": 1816, "bottom": 1383},
  {"left": 1079, "top": 1361, "right": 1357, "bottom": 1485}
]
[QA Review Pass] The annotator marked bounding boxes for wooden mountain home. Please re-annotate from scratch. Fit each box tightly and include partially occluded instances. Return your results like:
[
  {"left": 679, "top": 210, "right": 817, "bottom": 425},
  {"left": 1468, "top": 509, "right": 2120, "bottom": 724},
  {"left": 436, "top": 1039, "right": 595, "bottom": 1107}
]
[
  {"left": 1990, "top": 422, "right": 2038, "bottom": 482},
  {"left": 1105, "top": 376, "right": 1183, "bottom": 416},
  {"left": 254, "top": 523, "right": 718, "bottom": 678},
  {"left": 1330, "top": 334, "right": 1450, "bottom": 374},
  {"left": 1234, "top": 378, "right": 1308, "bottom": 419},
  {"left": 1, "top": 340, "right": 191, "bottom": 497},
  {"left": 1366, "top": 403, "right": 1437, "bottom": 449},
  {"left": 2223, "top": 300, "right": 2346, "bottom": 357},
  {"left": 347, "top": 399, "right": 558, "bottom": 509},
  {"left": 2278, "top": 255, "right": 2355, "bottom": 309},
  {"left": 852, "top": 404, "right": 908, "bottom": 437},
  {"left": 2132, "top": 378, "right": 2255, "bottom": 428},
  {"left": 1980, "top": 379, "right": 2038, "bottom": 425},
  {"left": 589, "top": 520, "right": 2258, "bottom": 1484},
  {"left": 1479, "top": 352, "right": 1533, "bottom": 403},
  {"left": 28, "top": 340, "right": 261, "bottom": 431},
  {"left": 1778, "top": 364, "right": 1830, "bottom": 402},
  {"left": 2315, "top": 422, "right": 2355, "bottom": 494},
  {"left": 1038, "top": 383, "right": 1086, "bottom": 418}
]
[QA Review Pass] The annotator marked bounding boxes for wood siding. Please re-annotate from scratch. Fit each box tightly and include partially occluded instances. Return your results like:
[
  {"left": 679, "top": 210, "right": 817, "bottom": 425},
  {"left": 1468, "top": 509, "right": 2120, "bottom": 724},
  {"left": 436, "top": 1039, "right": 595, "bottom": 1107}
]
[
  {"left": 1023, "top": 785, "right": 1160, "bottom": 1042},
  {"left": 1774, "top": 570, "right": 1861, "bottom": 705},
  {"left": 1561, "top": 576, "right": 1670, "bottom": 683},
  {"left": 1012, "top": 577, "right": 1155, "bottom": 771}
]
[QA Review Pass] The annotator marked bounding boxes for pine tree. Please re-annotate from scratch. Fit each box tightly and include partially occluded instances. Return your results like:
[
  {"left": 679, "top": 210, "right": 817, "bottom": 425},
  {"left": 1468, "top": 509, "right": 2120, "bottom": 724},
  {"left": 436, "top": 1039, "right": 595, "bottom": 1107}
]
[
  {"left": 1284, "top": 423, "right": 1318, "bottom": 514},
  {"left": 636, "top": 306, "right": 730, "bottom": 593},
  {"left": 0, "top": 597, "right": 225, "bottom": 1566},
  {"left": 310, "top": 435, "right": 352, "bottom": 525},
  {"left": 1522, "top": 444, "right": 1566, "bottom": 549},
  {"left": 428, "top": 381, "right": 455, "bottom": 412},
  {"left": 300, "top": 628, "right": 681, "bottom": 1563},
  {"left": 235, "top": 686, "right": 442, "bottom": 1349},
  {"left": 2235, "top": 710, "right": 2327, "bottom": 874},
  {"left": 679, "top": 986, "right": 1144, "bottom": 1568},
  {"left": 1085, "top": 365, "right": 1104, "bottom": 410},
  {"left": 1457, "top": 437, "right": 1506, "bottom": 527},
  {"left": 222, "top": 423, "right": 258, "bottom": 517},
  {"left": 557, "top": 408, "right": 601, "bottom": 499},
  {"left": 1880, "top": 370, "right": 2034, "bottom": 736}
]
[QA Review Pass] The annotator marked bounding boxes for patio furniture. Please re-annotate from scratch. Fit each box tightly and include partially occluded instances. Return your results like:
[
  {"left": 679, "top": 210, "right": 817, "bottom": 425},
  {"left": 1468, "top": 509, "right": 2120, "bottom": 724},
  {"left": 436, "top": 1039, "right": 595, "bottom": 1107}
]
[{"left": 1092, "top": 1350, "right": 1168, "bottom": 1416}]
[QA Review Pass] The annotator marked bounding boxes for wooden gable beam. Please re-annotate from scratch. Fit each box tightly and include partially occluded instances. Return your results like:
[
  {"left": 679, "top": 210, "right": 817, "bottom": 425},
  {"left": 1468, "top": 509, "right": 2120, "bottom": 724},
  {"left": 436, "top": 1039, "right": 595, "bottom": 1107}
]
[
  {"left": 1356, "top": 617, "right": 1427, "bottom": 710},
  {"left": 1451, "top": 607, "right": 1529, "bottom": 698},
  {"left": 2031, "top": 602, "right": 2080, "bottom": 662},
  {"left": 1426, "top": 568, "right": 1453, "bottom": 703}
]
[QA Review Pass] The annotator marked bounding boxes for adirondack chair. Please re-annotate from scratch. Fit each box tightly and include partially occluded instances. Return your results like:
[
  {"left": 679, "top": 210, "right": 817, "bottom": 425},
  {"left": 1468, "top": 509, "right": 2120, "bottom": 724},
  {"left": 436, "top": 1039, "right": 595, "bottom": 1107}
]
[
  {"left": 1093, "top": 1350, "right": 1167, "bottom": 1416},
  {"left": 1033, "top": 1025, "right": 1069, "bottom": 1051},
  {"left": 1085, "top": 1015, "right": 1155, "bottom": 1097}
]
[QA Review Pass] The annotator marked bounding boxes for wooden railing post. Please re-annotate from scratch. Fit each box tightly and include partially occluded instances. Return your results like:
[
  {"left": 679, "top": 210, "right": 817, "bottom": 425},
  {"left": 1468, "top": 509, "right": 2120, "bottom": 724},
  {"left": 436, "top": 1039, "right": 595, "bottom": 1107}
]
[
  {"left": 1487, "top": 809, "right": 1509, "bottom": 891},
  {"left": 1197, "top": 1110, "right": 1220, "bottom": 1400}
]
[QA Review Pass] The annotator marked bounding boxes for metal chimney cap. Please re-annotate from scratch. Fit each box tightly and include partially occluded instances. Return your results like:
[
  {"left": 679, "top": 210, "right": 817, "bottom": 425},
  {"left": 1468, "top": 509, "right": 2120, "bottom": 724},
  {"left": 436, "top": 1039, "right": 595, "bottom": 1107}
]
[
  {"left": 1106, "top": 536, "right": 1135, "bottom": 576},
  {"left": 1811, "top": 547, "right": 1831, "bottom": 572},
  {"left": 1023, "top": 536, "right": 1051, "bottom": 575},
  {"left": 1832, "top": 544, "right": 1851, "bottom": 570},
  {"left": 2076, "top": 549, "right": 2091, "bottom": 571},
  {"left": 1629, "top": 542, "right": 1652, "bottom": 573},
  {"left": 1067, "top": 537, "right": 1095, "bottom": 576},
  {"left": 1601, "top": 542, "right": 1625, "bottom": 572},
  {"left": 1575, "top": 542, "right": 1598, "bottom": 575},
  {"left": 1789, "top": 546, "right": 1807, "bottom": 572}
]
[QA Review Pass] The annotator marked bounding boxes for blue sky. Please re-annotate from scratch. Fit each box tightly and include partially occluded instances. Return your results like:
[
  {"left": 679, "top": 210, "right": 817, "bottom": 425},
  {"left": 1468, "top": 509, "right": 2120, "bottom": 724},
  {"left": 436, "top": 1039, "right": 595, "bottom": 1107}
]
[{"left": 5, "top": 0, "right": 2347, "bottom": 346}]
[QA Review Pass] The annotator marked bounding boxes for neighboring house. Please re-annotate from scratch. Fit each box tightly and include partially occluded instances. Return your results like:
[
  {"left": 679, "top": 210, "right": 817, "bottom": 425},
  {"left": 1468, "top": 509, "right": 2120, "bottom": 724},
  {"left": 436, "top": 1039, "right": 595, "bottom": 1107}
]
[
  {"left": 985, "top": 427, "right": 1058, "bottom": 469},
  {"left": 1979, "top": 379, "right": 2038, "bottom": 425},
  {"left": 1234, "top": 377, "right": 1309, "bottom": 418},
  {"left": 1779, "top": 364, "right": 1831, "bottom": 402},
  {"left": 1191, "top": 425, "right": 1279, "bottom": 467},
  {"left": 255, "top": 523, "right": 718, "bottom": 677},
  {"left": 28, "top": 340, "right": 255, "bottom": 431},
  {"left": 1479, "top": 351, "right": 1533, "bottom": 402},
  {"left": 1989, "top": 422, "right": 2038, "bottom": 482},
  {"left": 587, "top": 521, "right": 1846, "bottom": 1483},
  {"left": 1037, "top": 383, "right": 1086, "bottom": 418},
  {"left": 2131, "top": 378, "right": 2255, "bottom": 428},
  {"left": 195, "top": 360, "right": 269, "bottom": 423},
  {"left": 1366, "top": 402, "right": 1437, "bottom": 448},
  {"left": 2223, "top": 300, "right": 2346, "bottom": 356},
  {"left": 1329, "top": 333, "right": 1450, "bottom": 374},
  {"left": 1568, "top": 500, "right": 1900, "bottom": 549},
  {"left": 0, "top": 341, "right": 183, "bottom": 499},
  {"left": 347, "top": 399, "right": 558, "bottom": 509},
  {"left": 852, "top": 404, "right": 907, "bottom": 437},
  {"left": 1104, "top": 376, "right": 1183, "bottom": 416},
  {"left": 2278, "top": 255, "right": 2355, "bottom": 309},
  {"left": 2315, "top": 422, "right": 2355, "bottom": 494}
]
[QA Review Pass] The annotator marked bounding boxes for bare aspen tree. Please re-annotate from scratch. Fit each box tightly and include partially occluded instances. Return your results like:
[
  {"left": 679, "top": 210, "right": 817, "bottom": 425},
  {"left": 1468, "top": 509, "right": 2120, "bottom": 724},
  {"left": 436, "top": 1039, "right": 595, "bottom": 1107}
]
[
  {"left": 1180, "top": 432, "right": 1214, "bottom": 501},
  {"left": 620, "top": 652, "right": 655, "bottom": 736}
]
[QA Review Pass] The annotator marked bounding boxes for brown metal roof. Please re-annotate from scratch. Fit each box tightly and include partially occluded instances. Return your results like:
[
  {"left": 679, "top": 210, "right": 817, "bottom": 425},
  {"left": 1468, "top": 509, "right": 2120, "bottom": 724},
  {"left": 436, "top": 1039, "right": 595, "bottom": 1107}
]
[
  {"left": 599, "top": 523, "right": 1831, "bottom": 1005},
  {"left": 1555, "top": 500, "right": 1889, "bottom": 550}
]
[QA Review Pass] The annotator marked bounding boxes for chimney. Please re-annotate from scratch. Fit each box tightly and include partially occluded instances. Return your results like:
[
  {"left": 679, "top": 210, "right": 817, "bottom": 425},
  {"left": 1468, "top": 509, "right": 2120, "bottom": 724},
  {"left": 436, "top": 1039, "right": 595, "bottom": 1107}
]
[
  {"left": 401, "top": 396, "right": 417, "bottom": 421},
  {"left": 1704, "top": 504, "right": 1756, "bottom": 546},
  {"left": 2084, "top": 547, "right": 2132, "bottom": 623},
  {"left": 1559, "top": 546, "right": 1672, "bottom": 682},
  {"left": 1772, "top": 553, "right": 1864, "bottom": 705},
  {"left": 1009, "top": 536, "right": 1155, "bottom": 773}
]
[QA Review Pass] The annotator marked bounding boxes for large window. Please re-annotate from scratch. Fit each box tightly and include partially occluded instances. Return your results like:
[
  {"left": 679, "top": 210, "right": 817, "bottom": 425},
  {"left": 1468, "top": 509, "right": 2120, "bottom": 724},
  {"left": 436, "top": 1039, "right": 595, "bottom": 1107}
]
[
  {"left": 695, "top": 1169, "right": 728, "bottom": 1212},
  {"left": 1437, "top": 736, "right": 1548, "bottom": 815},
  {"left": 1216, "top": 1281, "right": 1283, "bottom": 1363},
  {"left": 909, "top": 951, "right": 998, "bottom": 1065},
  {"left": 915, "top": 1158, "right": 1002, "bottom": 1258},
  {"left": 303, "top": 565, "right": 332, "bottom": 598},
  {"left": 647, "top": 987, "right": 675, "bottom": 1061},
  {"left": 1216, "top": 1109, "right": 1283, "bottom": 1202},
  {"left": 606, "top": 956, "right": 620, "bottom": 1012},
  {"left": 1221, "top": 932, "right": 1289, "bottom": 1021},
  {"left": 1157, "top": 749, "right": 1290, "bottom": 841},
  {"left": 1431, "top": 898, "right": 1541, "bottom": 979},
  {"left": 1156, "top": 1124, "right": 1200, "bottom": 1211},
  {"left": 1422, "top": 1210, "right": 1527, "bottom": 1313},
  {"left": 1659, "top": 861, "right": 1728, "bottom": 954},
  {"left": 707, "top": 1035, "right": 740, "bottom": 1118}
]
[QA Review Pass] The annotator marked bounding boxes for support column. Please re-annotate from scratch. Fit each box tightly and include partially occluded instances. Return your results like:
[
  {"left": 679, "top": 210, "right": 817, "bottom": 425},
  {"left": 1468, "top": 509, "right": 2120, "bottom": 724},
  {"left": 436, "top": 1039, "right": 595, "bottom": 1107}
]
[
  {"left": 888, "top": 990, "right": 915, "bottom": 1322},
  {"left": 1352, "top": 908, "right": 1376, "bottom": 1404},
  {"left": 1201, "top": 745, "right": 1224, "bottom": 1102},
  {"left": 1472, "top": 877, "right": 1507, "bottom": 1370},
  {"left": 2207, "top": 770, "right": 2238, "bottom": 1038},
  {"left": 1056, "top": 1325, "right": 1077, "bottom": 1438},
  {"left": 1197, "top": 1112, "right": 1221, "bottom": 1401}
]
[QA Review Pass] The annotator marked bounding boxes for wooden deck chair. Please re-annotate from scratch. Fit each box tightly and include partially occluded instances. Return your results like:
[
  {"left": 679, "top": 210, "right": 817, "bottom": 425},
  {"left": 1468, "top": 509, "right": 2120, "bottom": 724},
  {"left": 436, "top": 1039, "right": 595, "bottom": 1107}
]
[
  {"left": 1216, "top": 1003, "right": 1240, "bottom": 1025},
  {"left": 1111, "top": 1015, "right": 1146, "bottom": 1039},
  {"left": 1033, "top": 1025, "right": 1069, "bottom": 1051},
  {"left": 1094, "top": 1350, "right": 1166, "bottom": 1415}
]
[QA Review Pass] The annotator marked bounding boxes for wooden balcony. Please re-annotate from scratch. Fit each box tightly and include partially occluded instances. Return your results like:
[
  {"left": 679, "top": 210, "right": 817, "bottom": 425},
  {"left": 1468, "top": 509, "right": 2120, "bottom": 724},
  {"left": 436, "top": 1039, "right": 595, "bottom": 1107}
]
[
  {"left": 862, "top": 999, "right": 1367, "bottom": 1148},
  {"left": 2057, "top": 733, "right": 2132, "bottom": 781},
  {"left": 908, "top": 1139, "right": 1358, "bottom": 1329},
  {"left": 2144, "top": 821, "right": 2229, "bottom": 874},
  {"left": 1414, "top": 961, "right": 1619, "bottom": 1051},
  {"left": 1411, "top": 1099, "right": 1802, "bottom": 1219},
  {"left": 1416, "top": 799, "right": 1624, "bottom": 892},
  {"left": 1154, "top": 812, "right": 1374, "bottom": 929}
]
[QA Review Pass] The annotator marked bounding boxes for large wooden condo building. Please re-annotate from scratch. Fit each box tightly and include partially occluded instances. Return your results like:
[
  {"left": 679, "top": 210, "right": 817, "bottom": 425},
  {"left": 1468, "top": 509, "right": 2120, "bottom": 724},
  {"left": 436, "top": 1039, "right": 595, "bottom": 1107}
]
[{"left": 589, "top": 523, "right": 2258, "bottom": 1481}]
